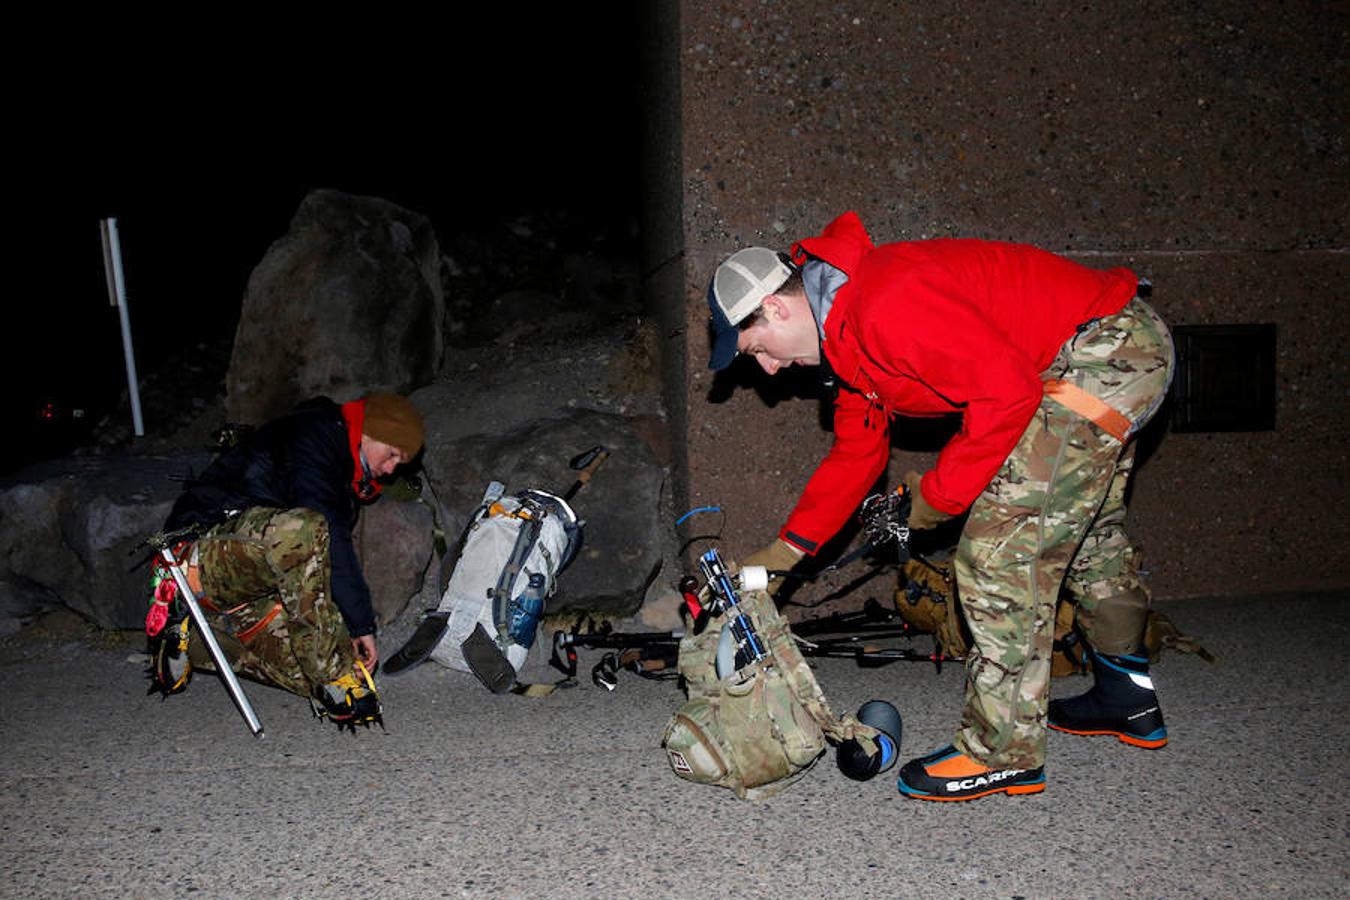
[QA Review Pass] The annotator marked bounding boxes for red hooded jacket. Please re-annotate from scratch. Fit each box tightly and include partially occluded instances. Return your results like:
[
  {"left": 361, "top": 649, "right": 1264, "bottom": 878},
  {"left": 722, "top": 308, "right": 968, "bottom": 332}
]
[{"left": 779, "top": 211, "right": 1138, "bottom": 554}]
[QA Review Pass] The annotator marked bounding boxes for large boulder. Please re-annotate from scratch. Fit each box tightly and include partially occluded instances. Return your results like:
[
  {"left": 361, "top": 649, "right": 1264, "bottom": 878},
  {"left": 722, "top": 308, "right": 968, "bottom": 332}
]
[{"left": 226, "top": 189, "right": 445, "bottom": 425}]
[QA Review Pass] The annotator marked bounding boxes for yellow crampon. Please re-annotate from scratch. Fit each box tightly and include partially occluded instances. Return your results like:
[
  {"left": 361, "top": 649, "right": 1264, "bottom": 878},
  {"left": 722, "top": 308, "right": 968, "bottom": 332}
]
[
  {"left": 311, "top": 660, "right": 384, "bottom": 733},
  {"left": 149, "top": 615, "right": 193, "bottom": 697}
]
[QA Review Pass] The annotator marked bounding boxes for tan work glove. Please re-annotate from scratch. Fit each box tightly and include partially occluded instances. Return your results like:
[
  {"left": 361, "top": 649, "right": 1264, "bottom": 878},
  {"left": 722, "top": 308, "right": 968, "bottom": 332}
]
[
  {"left": 904, "top": 470, "right": 953, "bottom": 531},
  {"left": 742, "top": 538, "right": 805, "bottom": 596}
]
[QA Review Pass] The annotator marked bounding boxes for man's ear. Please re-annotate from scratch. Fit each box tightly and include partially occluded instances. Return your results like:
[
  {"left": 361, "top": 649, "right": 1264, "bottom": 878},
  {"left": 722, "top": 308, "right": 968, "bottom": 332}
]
[{"left": 761, "top": 294, "right": 788, "bottom": 321}]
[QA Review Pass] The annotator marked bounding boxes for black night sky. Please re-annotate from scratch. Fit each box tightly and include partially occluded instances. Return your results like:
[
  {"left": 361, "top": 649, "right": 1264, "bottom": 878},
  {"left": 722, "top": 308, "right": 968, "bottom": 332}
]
[{"left": 8, "top": 9, "right": 643, "bottom": 473}]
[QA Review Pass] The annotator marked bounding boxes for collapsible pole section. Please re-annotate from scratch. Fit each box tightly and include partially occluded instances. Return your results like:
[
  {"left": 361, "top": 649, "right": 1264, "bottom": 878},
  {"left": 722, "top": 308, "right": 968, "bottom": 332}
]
[
  {"left": 99, "top": 218, "right": 144, "bottom": 436},
  {"left": 699, "top": 548, "right": 768, "bottom": 676}
]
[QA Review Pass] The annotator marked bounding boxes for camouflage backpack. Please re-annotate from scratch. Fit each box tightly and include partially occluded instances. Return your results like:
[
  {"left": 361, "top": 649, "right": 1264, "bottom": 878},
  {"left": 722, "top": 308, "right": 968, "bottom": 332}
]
[
  {"left": 895, "top": 558, "right": 972, "bottom": 661},
  {"left": 661, "top": 584, "right": 883, "bottom": 800},
  {"left": 894, "top": 557, "right": 1213, "bottom": 674}
]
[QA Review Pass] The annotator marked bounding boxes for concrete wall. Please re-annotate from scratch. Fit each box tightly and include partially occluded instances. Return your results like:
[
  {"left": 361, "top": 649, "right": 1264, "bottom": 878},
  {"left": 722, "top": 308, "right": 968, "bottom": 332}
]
[
  {"left": 666, "top": 1, "right": 1347, "bottom": 601},
  {"left": 641, "top": 1, "right": 691, "bottom": 520}
]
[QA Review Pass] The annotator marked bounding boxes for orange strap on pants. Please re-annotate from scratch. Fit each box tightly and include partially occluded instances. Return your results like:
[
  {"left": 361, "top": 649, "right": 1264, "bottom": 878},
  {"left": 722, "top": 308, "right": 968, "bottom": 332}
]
[
  {"left": 1043, "top": 380, "right": 1132, "bottom": 442},
  {"left": 235, "top": 602, "right": 284, "bottom": 644}
]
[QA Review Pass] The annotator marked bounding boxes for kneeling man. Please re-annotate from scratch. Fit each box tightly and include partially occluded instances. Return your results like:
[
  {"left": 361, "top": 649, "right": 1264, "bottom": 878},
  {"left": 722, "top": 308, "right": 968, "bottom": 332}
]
[{"left": 149, "top": 392, "right": 423, "bottom": 730}]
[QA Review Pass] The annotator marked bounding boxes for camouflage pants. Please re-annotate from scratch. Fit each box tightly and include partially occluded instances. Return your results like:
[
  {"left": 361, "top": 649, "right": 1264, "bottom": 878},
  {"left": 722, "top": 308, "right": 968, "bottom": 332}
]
[
  {"left": 953, "top": 297, "right": 1173, "bottom": 768},
  {"left": 193, "top": 507, "right": 354, "bottom": 698}
]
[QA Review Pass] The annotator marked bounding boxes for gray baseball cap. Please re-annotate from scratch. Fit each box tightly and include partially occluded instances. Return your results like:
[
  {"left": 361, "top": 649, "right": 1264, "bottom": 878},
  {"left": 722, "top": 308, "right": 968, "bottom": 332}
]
[{"left": 707, "top": 247, "right": 794, "bottom": 370}]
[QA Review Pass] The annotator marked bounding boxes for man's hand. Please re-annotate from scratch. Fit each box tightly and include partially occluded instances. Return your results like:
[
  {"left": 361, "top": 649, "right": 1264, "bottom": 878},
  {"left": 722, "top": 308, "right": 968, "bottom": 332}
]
[
  {"left": 742, "top": 538, "right": 805, "bottom": 596},
  {"left": 352, "top": 634, "right": 379, "bottom": 673},
  {"left": 904, "top": 471, "right": 953, "bottom": 532}
]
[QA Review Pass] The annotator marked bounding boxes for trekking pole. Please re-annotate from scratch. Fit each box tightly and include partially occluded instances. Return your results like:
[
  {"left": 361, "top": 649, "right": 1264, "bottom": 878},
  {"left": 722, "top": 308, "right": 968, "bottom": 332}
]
[
  {"left": 699, "top": 547, "right": 769, "bottom": 676},
  {"left": 797, "top": 638, "right": 960, "bottom": 673},
  {"left": 156, "top": 547, "right": 265, "bottom": 738},
  {"left": 549, "top": 616, "right": 679, "bottom": 676}
]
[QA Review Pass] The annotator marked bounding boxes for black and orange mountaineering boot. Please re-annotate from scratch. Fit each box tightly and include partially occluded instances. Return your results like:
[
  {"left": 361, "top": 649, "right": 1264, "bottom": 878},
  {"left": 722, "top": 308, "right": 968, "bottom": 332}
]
[
  {"left": 896, "top": 745, "right": 1045, "bottom": 802},
  {"left": 1048, "top": 649, "right": 1167, "bottom": 748}
]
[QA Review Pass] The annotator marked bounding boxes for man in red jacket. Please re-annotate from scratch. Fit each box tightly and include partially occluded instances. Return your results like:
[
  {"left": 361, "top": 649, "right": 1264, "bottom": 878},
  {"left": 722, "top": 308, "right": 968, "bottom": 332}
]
[{"left": 708, "top": 211, "right": 1174, "bottom": 801}]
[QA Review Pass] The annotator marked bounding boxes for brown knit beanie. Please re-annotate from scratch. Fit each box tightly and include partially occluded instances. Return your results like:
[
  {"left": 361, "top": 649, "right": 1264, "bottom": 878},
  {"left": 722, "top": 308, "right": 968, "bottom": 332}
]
[{"left": 362, "top": 393, "right": 425, "bottom": 458}]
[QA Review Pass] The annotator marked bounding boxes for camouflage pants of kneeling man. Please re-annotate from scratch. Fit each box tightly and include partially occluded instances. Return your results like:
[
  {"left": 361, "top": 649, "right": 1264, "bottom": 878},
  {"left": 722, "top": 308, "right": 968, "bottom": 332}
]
[
  {"left": 193, "top": 507, "right": 355, "bottom": 698},
  {"left": 953, "top": 296, "right": 1173, "bottom": 770}
]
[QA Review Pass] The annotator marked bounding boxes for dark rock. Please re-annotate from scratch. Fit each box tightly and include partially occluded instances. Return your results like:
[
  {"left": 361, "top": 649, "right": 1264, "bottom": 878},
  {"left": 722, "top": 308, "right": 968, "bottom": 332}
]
[
  {"left": 0, "top": 454, "right": 207, "bottom": 630},
  {"left": 353, "top": 495, "right": 435, "bottom": 627},
  {"left": 226, "top": 189, "right": 445, "bottom": 425},
  {"left": 439, "top": 211, "right": 639, "bottom": 350},
  {"left": 0, "top": 574, "right": 61, "bottom": 636}
]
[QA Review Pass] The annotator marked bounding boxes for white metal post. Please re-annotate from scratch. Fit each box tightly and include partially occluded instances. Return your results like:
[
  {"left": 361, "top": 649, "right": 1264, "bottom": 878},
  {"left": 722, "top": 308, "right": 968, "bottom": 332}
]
[{"left": 99, "top": 218, "right": 145, "bottom": 436}]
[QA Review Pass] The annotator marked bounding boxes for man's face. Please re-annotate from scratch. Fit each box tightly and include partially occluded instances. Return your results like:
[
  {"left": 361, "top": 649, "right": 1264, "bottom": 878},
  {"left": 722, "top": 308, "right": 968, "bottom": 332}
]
[
  {"left": 734, "top": 294, "right": 821, "bottom": 375},
  {"left": 361, "top": 435, "right": 407, "bottom": 478}
]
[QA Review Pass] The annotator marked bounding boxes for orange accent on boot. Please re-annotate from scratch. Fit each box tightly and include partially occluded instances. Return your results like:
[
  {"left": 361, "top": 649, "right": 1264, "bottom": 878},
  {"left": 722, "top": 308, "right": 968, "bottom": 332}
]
[
  {"left": 1002, "top": 782, "right": 1045, "bottom": 796},
  {"left": 917, "top": 782, "right": 1046, "bottom": 802},
  {"left": 1120, "top": 732, "right": 1168, "bottom": 749},
  {"left": 1050, "top": 723, "right": 1168, "bottom": 749},
  {"left": 924, "top": 750, "right": 994, "bottom": 779},
  {"left": 918, "top": 750, "right": 1047, "bottom": 801}
]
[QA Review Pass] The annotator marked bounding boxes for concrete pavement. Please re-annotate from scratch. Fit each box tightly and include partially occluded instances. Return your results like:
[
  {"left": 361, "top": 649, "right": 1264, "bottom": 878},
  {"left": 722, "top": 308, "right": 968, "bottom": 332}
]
[{"left": 1, "top": 591, "right": 1345, "bottom": 899}]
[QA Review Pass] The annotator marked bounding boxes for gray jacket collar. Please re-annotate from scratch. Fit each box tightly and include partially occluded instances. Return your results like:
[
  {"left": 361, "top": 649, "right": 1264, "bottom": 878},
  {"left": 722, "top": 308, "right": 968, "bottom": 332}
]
[{"left": 800, "top": 258, "right": 849, "bottom": 340}]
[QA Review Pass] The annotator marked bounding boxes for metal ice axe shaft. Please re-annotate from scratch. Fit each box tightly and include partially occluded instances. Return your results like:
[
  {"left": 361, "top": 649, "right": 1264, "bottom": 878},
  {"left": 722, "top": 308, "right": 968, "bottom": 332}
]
[{"left": 158, "top": 548, "right": 265, "bottom": 738}]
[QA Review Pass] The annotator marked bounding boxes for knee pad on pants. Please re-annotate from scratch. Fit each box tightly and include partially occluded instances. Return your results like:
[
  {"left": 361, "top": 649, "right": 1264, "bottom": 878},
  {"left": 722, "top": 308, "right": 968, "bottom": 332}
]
[{"left": 1077, "top": 587, "right": 1149, "bottom": 656}]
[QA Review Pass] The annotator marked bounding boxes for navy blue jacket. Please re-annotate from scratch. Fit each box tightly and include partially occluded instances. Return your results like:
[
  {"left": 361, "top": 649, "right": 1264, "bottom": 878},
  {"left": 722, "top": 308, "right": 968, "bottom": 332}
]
[{"left": 165, "top": 397, "right": 377, "bottom": 637}]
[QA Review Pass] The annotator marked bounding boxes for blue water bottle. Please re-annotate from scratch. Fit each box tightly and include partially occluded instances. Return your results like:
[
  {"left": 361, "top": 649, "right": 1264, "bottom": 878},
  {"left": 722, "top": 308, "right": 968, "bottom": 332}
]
[{"left": 507, "top": 573, "right": 547, "bottom": 648}]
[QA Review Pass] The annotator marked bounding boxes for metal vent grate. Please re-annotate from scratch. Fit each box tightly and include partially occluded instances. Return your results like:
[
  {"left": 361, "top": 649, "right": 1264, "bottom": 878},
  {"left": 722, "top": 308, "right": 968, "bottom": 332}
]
[{"left": 1169, "top": 323, "right": 1277, "bottom": 432}]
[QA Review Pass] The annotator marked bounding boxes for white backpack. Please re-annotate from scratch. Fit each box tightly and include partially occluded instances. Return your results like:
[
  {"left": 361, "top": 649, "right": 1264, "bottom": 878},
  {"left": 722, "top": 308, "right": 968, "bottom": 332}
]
[
  {"left": 428, "top": 483, "right": 581, "bottom": 678},
  {"left": 384, "top": 449, "right": 606, "bottom": 693}
]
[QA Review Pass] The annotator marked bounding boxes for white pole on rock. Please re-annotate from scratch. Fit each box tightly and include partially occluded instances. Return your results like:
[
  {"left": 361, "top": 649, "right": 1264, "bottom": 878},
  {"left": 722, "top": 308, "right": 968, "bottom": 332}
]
[{"left": 99, "top": 218, "right": 145, "bottom": 436}]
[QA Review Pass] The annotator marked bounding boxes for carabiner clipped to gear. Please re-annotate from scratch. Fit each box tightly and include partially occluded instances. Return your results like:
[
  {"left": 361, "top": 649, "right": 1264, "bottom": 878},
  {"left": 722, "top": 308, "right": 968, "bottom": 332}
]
[
  {"left": 859, "top": 485, "right": 912, "bottom": 559},
  {"left": 148, "top": 612, "right": 193, "bottom": 697},
  {"left": 592, "top": 653, "right": 620, "bottom": 692}
]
